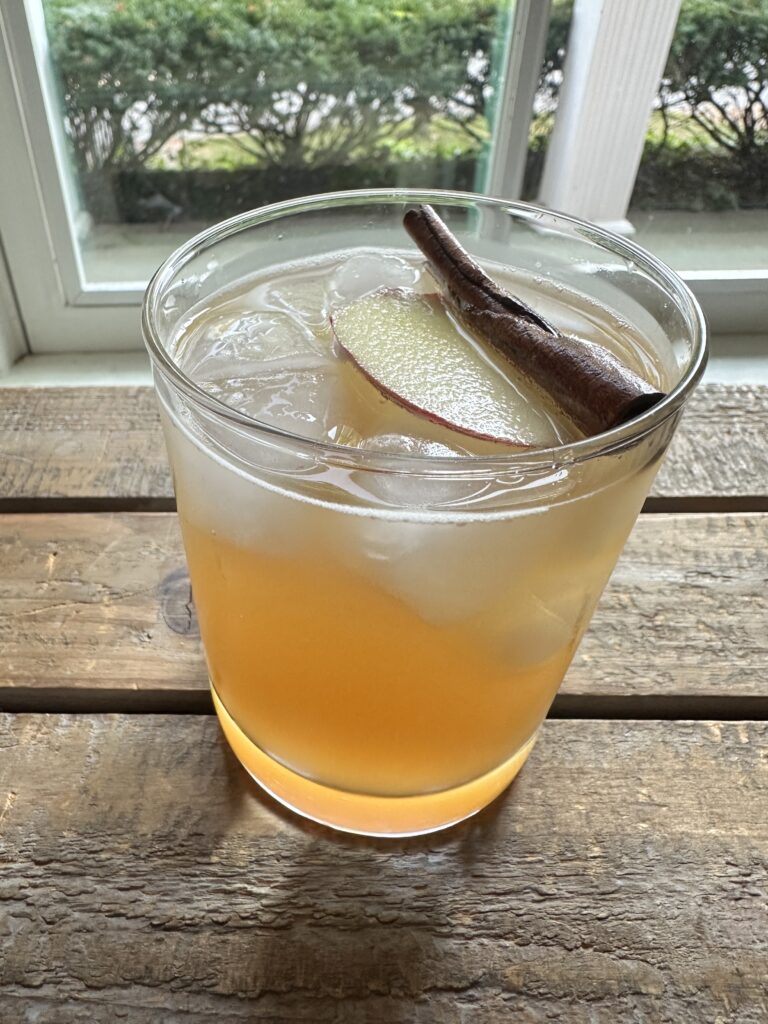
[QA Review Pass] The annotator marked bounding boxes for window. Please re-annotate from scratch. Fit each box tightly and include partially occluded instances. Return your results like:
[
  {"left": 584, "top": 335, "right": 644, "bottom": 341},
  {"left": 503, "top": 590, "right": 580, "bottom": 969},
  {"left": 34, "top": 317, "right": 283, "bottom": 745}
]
[
  {"left": 0, "top": 0, "right": 764, "bottom": 366},
  {"left": 4, "top": 0, "right": 563, "bottom": 352},
  {"left": 631, "top": 1, "right": 768, "bottom": 272},
  {"left": 630, "top": 0, "right": 768, "bottom": 334},
  {"left": 40, "top": 0, "right": 536, "bottom": 286}
]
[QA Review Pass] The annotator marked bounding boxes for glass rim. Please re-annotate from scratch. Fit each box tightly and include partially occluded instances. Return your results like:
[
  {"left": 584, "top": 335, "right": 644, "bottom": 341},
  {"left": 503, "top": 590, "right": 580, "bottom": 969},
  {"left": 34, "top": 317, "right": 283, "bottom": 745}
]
[{"left": 142, "top": 188, "right": 708, "bottom": 475}]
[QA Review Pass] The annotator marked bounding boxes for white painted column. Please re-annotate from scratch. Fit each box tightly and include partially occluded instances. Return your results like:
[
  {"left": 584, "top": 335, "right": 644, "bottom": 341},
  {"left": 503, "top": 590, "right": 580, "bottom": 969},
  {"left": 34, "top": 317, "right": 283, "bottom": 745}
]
[{"left": 538, "top": 0, "right": 681, "bottom": 232}]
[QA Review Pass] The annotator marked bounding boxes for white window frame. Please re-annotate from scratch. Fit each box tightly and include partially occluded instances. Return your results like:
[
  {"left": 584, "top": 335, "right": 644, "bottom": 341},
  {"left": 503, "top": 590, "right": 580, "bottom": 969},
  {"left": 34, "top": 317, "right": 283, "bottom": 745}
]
[
  {"left": 0, "top": 0, "right": 766, "bottom": 369},
  {"left": 0, "top": 235, "right": 27, "bottom": 374},
  {"left": 0, "top": 0, "right": 146, "bottom": 356}
]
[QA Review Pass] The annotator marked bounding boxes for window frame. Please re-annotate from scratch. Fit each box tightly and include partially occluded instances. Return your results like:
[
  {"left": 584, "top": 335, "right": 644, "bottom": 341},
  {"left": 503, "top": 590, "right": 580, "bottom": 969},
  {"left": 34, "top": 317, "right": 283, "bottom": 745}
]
[
  {"left": 0, "top": 0, "right": 766, "bottom": 366},
  {"left": 0, "top": 235, "right": 27, "bottom": 373},
  {"left": 0, "top": 0, "right": 144, "bottom": 356}
]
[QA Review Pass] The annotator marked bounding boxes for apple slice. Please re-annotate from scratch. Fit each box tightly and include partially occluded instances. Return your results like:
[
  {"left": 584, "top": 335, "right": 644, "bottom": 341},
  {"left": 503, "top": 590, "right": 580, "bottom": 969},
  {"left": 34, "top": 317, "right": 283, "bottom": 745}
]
[{"left": 332, "top": 289, "right": 564, "bottom": 448}]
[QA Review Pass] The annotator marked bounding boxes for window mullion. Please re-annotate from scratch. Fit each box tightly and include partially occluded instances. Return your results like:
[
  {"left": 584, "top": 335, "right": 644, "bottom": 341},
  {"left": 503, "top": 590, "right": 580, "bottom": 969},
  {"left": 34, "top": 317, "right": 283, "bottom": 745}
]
[
  {"left": 482, "top": 0, "right": 552, "bottom": 201},
  {"left": 538, "top": 0, "right": 681, "bottom": 232}
]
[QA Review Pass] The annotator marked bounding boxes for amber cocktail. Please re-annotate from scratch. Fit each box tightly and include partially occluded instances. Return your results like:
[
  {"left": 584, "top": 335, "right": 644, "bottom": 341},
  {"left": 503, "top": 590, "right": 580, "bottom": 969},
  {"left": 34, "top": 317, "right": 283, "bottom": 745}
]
[{"left": 143, "top": 191, "right": 706, "bottom": 836}]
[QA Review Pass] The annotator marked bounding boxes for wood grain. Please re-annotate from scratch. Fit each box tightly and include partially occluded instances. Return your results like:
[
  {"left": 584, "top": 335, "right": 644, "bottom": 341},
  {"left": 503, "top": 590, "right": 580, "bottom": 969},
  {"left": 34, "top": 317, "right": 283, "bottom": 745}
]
[
  {"left": 1, "top": 512, "right": 765, "bottom": 712},
  {"left": 1, "top": 383, "right": 766, "bottom": 507},
  {"left": 651, "top": 383, "right": 768, "bottom": 510},
  {"left": 0, "top": 714, "right": 765, "bottom": 1022},
  {"left": 0, "top": 513, "right": 202, "bottom": 710},
  {"left": 0, "top": 387, "right": 171, "bottom": 509}
]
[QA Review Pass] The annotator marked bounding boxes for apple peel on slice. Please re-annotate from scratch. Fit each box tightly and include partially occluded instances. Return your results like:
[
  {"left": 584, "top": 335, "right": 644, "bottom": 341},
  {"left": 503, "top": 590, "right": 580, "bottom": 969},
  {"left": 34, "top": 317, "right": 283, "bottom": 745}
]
[{"left": 331, "top": 288, "right": 562, "bottom": 448}]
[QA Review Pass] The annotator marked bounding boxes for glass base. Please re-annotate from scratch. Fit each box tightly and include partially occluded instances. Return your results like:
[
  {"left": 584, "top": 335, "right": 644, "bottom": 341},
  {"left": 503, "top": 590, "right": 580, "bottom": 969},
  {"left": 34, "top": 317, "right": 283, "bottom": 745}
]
[{"left": 212, "top": 685, "right": 538, "bottom": 837}]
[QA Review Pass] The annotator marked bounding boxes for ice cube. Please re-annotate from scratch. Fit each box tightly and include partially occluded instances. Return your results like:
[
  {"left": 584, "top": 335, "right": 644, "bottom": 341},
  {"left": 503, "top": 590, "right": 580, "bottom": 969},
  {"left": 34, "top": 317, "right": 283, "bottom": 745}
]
[
  {"left": 481, "top": 591, "right": 582, "bottom": 669},
  {"left": 176, "top": 308, "right": 324, "bottom": 381},
  {"left": 201, "top": 363, "right": 341, "bottom": 441},
  {"left": 339, "top": 513, "right": 547, "bottom": 626},
  {"left": 245, "top": 270, "right": 331, "bottom": 330},
  {"left": 165, "top": 408, "right": 323, "bottom": 556},
  {"left": 352, "top": 433, "right": 474, "bottom": 507},
  {"left": 330, "top": 251, "right": 421, "bottom": 304},
  {"left": 174, "top": 302, "right": 342, "bottom": 441}
]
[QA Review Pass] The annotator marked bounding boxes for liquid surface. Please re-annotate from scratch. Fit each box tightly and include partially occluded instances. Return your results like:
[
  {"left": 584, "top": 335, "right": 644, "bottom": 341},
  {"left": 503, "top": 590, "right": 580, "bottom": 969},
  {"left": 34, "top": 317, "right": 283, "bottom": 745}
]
[{"left": 172, "top": 248, "right": 667, "bottom": 456}]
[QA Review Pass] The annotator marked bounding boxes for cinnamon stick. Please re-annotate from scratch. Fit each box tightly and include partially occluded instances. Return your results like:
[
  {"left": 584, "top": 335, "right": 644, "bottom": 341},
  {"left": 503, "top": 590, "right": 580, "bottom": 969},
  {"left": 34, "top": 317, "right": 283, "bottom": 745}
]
[{"left": 403, "top": 205, "right": 665, "bottom": 437}]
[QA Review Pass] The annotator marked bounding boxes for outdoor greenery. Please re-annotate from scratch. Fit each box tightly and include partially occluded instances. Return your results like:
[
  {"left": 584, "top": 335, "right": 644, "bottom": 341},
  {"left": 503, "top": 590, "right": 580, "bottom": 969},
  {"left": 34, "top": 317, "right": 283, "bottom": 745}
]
[
  {"left": 45, "top": 0, "right": 767, "bottom": 222},
  {"left": 635, "top": 0, "right": 768, "bottom": 210}
]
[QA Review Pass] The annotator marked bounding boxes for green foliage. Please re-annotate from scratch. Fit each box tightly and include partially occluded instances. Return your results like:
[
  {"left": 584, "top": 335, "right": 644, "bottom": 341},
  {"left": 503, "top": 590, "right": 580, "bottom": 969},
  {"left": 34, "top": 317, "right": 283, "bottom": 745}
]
[
  {"left": 46, "top": 0, "right": 500, "bottom": 176},
  {"left": 658, "top": 0, "right": 768, "bottom": 156},
  {"left": 630, "top": 0, "right": 768, "bottom": 210},
  {"left": 90, "top": 155, "right": 479, "bottom": 223},
  {"left": 46, "top": 0, "right": 261, "bottom": 171},
  {"left": 44, "top": 0, "right": 768, "bottom": 219}
]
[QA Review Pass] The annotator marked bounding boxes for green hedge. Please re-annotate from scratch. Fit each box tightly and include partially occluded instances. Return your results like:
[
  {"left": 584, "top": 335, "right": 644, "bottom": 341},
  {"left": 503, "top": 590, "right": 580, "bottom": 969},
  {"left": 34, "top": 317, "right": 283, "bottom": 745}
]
[
  {"left": 47, "top": 0, "right": 505, "bottom": 173},
  {"left": 80, "top": 148, "right": 550, "bottom": 223},
  {"left": 633, "top": 0, "right": 768, "bottom": 211},
  {"left": 79, "top": 158, "right": 476, "bottom": 223},
  {"left": 633, "top": 148, "right": 768, "bottom": 212},
  {"left": 44, "top": 0, "right": 767, "bottom": 221}
]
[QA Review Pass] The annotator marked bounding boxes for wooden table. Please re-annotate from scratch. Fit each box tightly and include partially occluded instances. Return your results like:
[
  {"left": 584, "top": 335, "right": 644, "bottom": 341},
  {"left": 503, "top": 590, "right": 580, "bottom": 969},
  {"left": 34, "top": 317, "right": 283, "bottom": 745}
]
[{"left": 1, "top": 384, "right": 766, "bottom": 1023}]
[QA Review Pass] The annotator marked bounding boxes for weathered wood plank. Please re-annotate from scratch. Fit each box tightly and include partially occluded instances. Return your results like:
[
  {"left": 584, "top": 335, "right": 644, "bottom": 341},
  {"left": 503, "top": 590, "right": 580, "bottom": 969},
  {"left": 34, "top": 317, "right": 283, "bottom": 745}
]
[
  {"left": 1, "top": 512, "right": 766, "bottom": 711},
  {"left": 1, "top": 384, "right": 766, "bottom": 506},
  {"left": 0, "top": 387, "right": 171, "bottom": 508},
  {"left": 0, "top": 714, "right": 765, "bottom": 1022},
  {"left": 651, "top": 382, "right": 768, "bottom": 510},
  {"left": 0, "top": 513, "right": 202, "bottom": 709}
]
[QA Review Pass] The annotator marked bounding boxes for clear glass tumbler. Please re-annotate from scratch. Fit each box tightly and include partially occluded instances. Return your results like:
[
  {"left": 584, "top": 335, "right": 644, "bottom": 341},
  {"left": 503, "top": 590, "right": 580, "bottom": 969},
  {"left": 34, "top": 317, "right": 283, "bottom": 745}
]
[{"left": 143, "top": 190, "right": 707, "bottom": 837}]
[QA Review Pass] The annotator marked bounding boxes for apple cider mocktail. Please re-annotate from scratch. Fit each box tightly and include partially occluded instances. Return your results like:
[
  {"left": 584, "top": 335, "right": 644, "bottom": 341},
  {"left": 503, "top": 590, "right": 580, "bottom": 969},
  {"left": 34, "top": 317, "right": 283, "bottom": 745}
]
[{"left": 160, "top": 225, "right": 670, "bottom": 835}]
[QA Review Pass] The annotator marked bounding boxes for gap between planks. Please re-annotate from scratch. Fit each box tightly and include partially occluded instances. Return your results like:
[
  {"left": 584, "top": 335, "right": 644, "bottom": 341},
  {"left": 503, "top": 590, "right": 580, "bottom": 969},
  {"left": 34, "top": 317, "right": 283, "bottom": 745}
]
[
  {"left": 4, "top": 495, "right": 768, "bottom": 515},
  {"left": 1, "top": 687, "right": 768, "bottom": 720}
]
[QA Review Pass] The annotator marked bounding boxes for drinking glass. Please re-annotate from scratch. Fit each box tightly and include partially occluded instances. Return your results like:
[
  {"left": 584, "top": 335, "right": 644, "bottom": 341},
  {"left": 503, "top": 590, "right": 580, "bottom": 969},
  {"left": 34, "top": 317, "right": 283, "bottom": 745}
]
[{"left": 143, "top": 190, "right": 707, "bottom": 836}]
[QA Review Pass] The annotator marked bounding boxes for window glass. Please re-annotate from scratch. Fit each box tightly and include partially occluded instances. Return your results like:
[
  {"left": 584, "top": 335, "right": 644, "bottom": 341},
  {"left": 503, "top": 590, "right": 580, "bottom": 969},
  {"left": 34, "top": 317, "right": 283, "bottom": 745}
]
[
  {"left": 630, "top": 0, "right": 768, "bottom": 271},
  {"left": 42, "top": 0, "right": 530, "bottom": 283}
]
